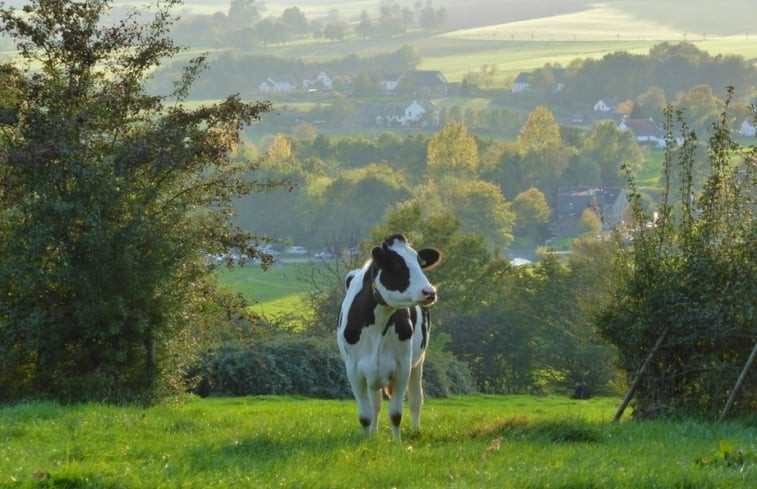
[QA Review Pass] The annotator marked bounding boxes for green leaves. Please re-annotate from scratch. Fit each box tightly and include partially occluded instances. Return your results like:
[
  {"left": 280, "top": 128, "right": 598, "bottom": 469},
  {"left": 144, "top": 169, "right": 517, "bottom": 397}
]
[
  {"left": 595, "top": 89, "right": 756, "bottom": 418},
  {"left": 0, "top": 0, "right": 279, "bottom": 403}
]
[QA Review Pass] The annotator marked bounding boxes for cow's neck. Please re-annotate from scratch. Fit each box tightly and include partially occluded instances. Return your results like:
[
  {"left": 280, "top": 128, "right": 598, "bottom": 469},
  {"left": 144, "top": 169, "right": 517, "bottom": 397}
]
[{"left": 369, "top": 264, "right": 390, "bottom": 307}]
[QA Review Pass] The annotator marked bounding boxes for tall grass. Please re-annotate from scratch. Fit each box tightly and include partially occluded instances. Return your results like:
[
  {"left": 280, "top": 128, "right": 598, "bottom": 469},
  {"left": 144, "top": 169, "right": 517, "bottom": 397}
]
[{"left": 1, "top": 396, "right": 754, "bottom": 488}]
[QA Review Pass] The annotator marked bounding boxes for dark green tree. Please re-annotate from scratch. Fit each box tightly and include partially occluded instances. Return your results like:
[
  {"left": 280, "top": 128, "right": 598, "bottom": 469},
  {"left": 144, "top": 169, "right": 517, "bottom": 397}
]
[
  {"left": 583, "top": 120, "right": 644, "bottom": 187},
  {"left": 595, "top": 92, "right": 756, "bottom": 418},
  {"left": 0, "top": 0, "right": 277, "bottom": 402},
  {"left": 280, "top": 6, "right": 309, "bottom": 37}
]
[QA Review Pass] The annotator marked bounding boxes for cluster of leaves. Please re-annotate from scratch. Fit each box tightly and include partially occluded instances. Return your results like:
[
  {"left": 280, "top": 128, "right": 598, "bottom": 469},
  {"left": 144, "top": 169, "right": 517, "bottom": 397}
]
[
  {"left": 0, "top": 0, "right": 278, "bottom": 403},
  {"left": 436, "top": 246, "right": 619, "bottom": 397},
  {"left": 596, "top": 90, "right": 756, "bottom": 418}
]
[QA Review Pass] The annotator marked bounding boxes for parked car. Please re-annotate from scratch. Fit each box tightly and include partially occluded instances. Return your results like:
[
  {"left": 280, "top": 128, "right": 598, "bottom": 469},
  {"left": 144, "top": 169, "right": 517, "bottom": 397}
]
[
  {"left": 314, "top": 251, "right": 335, "bottom": 260},
  {"left": 286, "top": 246, "right": 308, "bottom": 255}
]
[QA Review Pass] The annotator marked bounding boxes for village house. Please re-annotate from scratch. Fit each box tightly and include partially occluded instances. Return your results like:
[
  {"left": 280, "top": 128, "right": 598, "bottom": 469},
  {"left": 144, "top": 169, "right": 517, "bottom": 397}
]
[
  {"left": 402, "top": 100, "right": 440, "bottom": 127},
  {"left": 552, "top": 187, "right": 627, "bottom": 236},
  {"left": 302, "top": 71, "right": 333, "bottom": 91},
  {"left": 379, "top": 73, "right": 403, "bottom": 95},
  {"left": 512, "top": 72, "right": 530, "bottom": 93},
  {"left": 257, "top": 76, "right": 298, "bottom": 94},
  {"left": 394, "top": 70, "right": 448, "bottom": 98},
  {"left": 511, "top": 68, "right": 565, "bottom": 94},
  {"left": 593, "top": 97, "right": 621, "bottom": 113},
  {"left": 617, "top": 117, "right": 667, "bottom": 147}
]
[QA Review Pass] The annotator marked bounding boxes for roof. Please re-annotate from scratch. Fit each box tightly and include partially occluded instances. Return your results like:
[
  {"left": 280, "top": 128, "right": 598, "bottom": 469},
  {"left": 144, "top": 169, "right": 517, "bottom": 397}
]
[
  {"left": 619, "top": 118, "right": 663, "bottom": 138},
  {"left": 556, "top": 187, "right": 624, "bottom": 215},
  {"left": 400, "top": 70, "right": 447, "bottom": 86},
  {"left": 514, "top": 72, "right": 531, "bottom": 83}
]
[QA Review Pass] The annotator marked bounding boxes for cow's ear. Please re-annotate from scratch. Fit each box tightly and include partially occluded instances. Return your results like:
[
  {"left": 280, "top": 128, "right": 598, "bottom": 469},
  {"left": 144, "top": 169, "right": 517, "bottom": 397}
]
[
  {"left": 418, "top": 248, "right": 441, "bottom": 270},
  {"left": 371, "top": 245, "right": 386, "bottom": 266}
]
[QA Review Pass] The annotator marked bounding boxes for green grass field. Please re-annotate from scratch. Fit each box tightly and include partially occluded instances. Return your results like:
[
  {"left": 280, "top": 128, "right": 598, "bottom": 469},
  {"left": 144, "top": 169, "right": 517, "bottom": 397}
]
[
  {"left": 215, "top": 262, "right": 325, "bottom": 318},
  {"left": 1, "top": 395, "right": 754, "bottom": 488}
]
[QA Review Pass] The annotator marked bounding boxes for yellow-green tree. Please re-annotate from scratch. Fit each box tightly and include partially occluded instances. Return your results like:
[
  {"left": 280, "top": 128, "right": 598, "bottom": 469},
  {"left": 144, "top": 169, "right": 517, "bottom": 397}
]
[
  {"left": 516, "top": 106, "right": 561, "bottom": 152},
  {"left": 427, "top": 122, "right": 479, "bottom": 177}
]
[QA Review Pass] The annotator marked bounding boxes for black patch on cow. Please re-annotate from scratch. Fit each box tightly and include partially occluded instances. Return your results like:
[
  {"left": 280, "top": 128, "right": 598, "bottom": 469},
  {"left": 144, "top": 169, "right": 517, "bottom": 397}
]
[
  {"left": 342, "top": 270, "right": 377, "bottom": 345},
  {"left": 390, "top": 412, "right": 402, "bottom": 427},
  {"left": 372, "top": 246, "right": 411, "bottom": 293},
  {"left": 411, "top": 306, "right": 431, "bottom": 349},
  {"left": 359, "top": 416, "right": 371, "bottom": 428},
  {"left": 389, "top": 309, "right": 413, "bottom": 341}
]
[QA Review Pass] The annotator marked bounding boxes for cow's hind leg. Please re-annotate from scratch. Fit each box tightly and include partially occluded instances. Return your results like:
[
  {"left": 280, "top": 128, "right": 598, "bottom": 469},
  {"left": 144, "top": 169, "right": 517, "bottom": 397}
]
[
  {"left": 407, "top": 362, "right": 424, "bottom": 430},
  {"left": 369, "top": 388, "right": 382, "bottom": 434}
]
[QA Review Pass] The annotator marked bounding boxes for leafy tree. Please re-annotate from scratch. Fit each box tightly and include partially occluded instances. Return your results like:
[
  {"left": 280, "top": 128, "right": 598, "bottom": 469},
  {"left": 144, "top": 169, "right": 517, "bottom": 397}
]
[
  {"left": 427, "top": 122, "right": 479, "bottom": 177},
  {"left": 595, "top": 94, "right": 756, "bottom": 418},
  {"left": 635, "top": 86, "right": 667, "bottom": 120},
  {"left": 227, "top": 0, "right": 260, "bottom": 30},
  {"left": 512, "top": 187, "right": 551, "bottom": 239},
  {"left": 280, "top": 6, "right": 308, "bottom": 37},
  {"left": 583, "top": 121, "right": 644, "bottom": 187},
  {"left": 0, "top": 0, "right": 278, "bottom": 402},
  {"left": 296, "top": 163, "right": 411, "bottom": 249},
  {"left": 439, "top": 178, "right": 515, "bottom": 249},
  {"left": 371, "top": 194, "right": 491, "bottom": 298},
  {"left": 355, "top": 11, "right": 374, "bottom": 39},
  {"left": 419, "top": 4, "right": 447, "bottom": 31},
  {"left": 517, "top": 106, "right": 562, "bottom": 152},
  {"left": 674, "top": 84, "right": 724, "bottom": 133},
  {"left": 254, "top": 17, "right": 288, "bottom": 45},
  {"left": 577, "top": 208, "right": 602, "bottom": 236},
  {"left": 323, "top": 22, "right": 347, "bottom": 42}
]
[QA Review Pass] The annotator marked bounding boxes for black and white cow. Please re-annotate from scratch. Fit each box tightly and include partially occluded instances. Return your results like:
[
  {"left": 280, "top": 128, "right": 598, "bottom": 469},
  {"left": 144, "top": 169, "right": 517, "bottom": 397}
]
[{"left": 337, "top": 234, "right": 441, "bottom": 439}]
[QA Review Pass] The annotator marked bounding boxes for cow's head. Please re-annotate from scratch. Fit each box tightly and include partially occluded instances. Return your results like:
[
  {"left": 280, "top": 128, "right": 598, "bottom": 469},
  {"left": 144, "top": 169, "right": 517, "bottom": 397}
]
[{"left": 370, "top": 234, "right": 441, "bottom": 308}]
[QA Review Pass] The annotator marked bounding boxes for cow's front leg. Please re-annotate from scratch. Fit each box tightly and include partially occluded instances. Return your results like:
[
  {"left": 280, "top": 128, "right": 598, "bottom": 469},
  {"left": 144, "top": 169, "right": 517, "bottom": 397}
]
[{"left": 407, "top": 361, "right": 424, "bottom": 430}]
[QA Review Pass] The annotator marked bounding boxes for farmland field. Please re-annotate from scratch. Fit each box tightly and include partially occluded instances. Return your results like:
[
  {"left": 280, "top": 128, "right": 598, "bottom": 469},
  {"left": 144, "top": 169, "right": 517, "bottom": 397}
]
[{"left": 0, "top": 396, "right": 754, "bottom": 488}]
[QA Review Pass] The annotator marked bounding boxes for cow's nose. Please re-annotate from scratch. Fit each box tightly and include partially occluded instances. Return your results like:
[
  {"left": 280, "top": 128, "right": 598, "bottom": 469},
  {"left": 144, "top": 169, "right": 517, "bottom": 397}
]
[{"left": 421, "top": 287, "right": 436, "bottom": 302}]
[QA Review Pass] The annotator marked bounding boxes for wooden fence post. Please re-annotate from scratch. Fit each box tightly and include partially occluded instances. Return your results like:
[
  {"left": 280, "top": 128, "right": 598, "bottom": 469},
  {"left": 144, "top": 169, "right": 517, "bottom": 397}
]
[
  {"left": 719, "top": 340, "right": 757, "bottom": 422},
  {"left": 613, "top": 327, "right": 669, "bottom": 422}
]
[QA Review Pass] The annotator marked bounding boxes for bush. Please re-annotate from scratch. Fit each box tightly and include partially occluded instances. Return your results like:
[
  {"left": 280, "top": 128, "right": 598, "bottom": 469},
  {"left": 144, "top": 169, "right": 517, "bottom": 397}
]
[{"left": 189, "top": 333, "right": 476, "bottom": 399}]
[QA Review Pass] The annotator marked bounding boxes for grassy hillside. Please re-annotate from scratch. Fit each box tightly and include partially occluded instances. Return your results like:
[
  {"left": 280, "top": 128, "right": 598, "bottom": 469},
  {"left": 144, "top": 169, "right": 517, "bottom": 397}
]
[
  {"left": 1, "top": 395, "right": 754, "bottom": 488},
  {"left": 216, "top": 262, "right": 321, "bottom": 318},
  {"left": 215, "top": 259, "right": 349, "bottom": 320},
  {"left": 222, "top": 0, "right": 757, "bottom": 86}
]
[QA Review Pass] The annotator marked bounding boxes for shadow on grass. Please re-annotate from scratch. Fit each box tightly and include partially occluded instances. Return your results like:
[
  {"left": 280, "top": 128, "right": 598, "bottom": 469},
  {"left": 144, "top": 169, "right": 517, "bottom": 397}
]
[{"left": 407, "top": 416, "right": 604, "bottom": 445}]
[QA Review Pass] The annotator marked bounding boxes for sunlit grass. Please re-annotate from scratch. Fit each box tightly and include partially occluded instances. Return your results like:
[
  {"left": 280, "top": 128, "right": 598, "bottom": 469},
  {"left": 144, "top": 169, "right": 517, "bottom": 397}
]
[{"left": 1, "top": 396, "right": 754, "bottom": 488}]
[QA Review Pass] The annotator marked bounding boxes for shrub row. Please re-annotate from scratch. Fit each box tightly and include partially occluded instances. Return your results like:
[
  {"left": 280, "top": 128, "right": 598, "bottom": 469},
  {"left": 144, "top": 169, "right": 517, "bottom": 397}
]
[{"left": 188, "top": 335, "right": 475, "bottom": 399}]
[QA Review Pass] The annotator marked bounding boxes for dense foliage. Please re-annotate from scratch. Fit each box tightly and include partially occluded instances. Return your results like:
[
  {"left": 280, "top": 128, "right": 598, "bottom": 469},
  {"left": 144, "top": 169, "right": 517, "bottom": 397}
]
[
  {"left": 596, "top": 93, "right": 756, "bottom": 418},
  {"left": 0, "top": 0, "right": 278, "bottom": 403},
  {"left": 234, "top": 115, "right": 646, "bottom": 253},
  {"left": 188, "top": 332, "right": 475, "bottom": 399}
]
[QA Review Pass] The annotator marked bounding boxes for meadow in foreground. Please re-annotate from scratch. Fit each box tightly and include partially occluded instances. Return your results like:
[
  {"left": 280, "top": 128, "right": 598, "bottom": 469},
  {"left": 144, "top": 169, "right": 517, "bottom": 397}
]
[{"left": 0, "top": 395, "right": 754, "bottom": 488}]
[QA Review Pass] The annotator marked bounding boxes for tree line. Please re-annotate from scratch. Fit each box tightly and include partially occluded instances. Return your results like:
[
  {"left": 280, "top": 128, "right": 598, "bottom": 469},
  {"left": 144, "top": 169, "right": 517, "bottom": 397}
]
[
  {"left": 233, "top": 107, "right": 642, "bottom": 253},
  {"left": 1, "top": 1, "right": 753, "bottom": 418}
]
